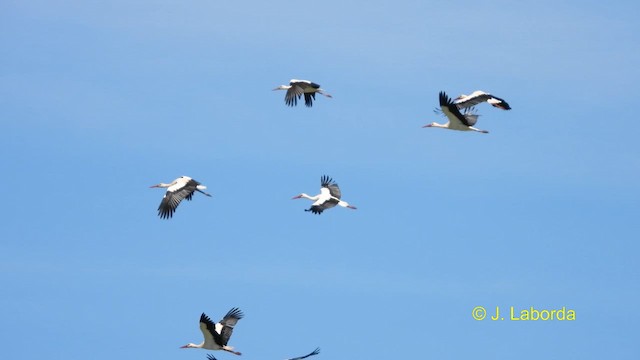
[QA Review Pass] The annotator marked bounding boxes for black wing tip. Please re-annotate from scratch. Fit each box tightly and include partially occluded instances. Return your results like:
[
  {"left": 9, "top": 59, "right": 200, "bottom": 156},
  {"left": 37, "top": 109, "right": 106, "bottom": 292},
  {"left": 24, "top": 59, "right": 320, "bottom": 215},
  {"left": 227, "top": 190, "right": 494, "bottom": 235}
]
[
  {"left": 158, "top": 207, "right": 174, "bottom": 219},
  {"left": 304, "top": 93, "right": 314, "bottom": 107},
  {"left": 498, "top": 102, "right": 512, "bottom": 110},
  {"left": 305, "top": 207, "right": 323, "bottom": 215},
  {"left": 320, "top": 175, "right": 336, "bottom": 187},
  {"left": 226, "top": 307, "right": 244, "bottom": 320},
  {"left": 206, "top": 355, "right": 218, "bottom": 360},
  {"left": 200, "top": 312, "right": 214, "bottom": 324},
  {"left": 439, "top": 91, "right": 452, "bottom": 106}
]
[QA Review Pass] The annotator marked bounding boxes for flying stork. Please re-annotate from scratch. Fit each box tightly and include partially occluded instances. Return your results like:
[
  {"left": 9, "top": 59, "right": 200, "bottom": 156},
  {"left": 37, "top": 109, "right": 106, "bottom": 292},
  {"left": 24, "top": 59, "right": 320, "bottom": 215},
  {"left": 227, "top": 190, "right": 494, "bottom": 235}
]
[
  {"left": 423, "top": 91, "right": 489, "bottom": 133},
  {"left": 180, "top": 308, "right": 244, "bottom": 355},
  {"left": 273, "top": 79, "right": 332, "bottom": 107},
  {"left": 287, "top": 347, "right": 321, "bottom": 360},
  {"left": 149, "top": 176, "right": 212, "bottom": 219},
  {"left": 292, "top": 175, "right": 357, "bottom": 214},
  {"left": 454, "top": 90, "right": 511, "bottom": 110}
]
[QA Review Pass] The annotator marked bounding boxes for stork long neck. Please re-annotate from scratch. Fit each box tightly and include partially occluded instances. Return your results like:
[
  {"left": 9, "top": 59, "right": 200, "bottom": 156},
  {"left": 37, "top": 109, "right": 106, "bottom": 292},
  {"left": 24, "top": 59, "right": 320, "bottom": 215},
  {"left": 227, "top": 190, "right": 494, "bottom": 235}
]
[
  {"left": 300, "top": 193, "right": 319, "bottom": 201},
  {"left": 430, "top": 122, "right": 449, "bottom": 129},
  {"left": 154, "top": 181, "right": 177, "bottom": 188}
]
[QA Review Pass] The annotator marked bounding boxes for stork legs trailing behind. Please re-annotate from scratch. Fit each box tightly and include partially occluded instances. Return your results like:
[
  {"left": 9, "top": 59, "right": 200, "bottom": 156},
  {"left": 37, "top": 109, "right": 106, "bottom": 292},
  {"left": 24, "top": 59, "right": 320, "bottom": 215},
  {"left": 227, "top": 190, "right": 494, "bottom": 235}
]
[
  {"left": 150, "top": 176, "right": 212, "bottom": 219},
  {"left": 293, "top": 175, "right": 357, "bottom": 214},
  {"left": 181, "top": 308, "right": 244, "bottom": 355},
  {"left": 273, "top": 79, "right": 332, "bottom": 107}
]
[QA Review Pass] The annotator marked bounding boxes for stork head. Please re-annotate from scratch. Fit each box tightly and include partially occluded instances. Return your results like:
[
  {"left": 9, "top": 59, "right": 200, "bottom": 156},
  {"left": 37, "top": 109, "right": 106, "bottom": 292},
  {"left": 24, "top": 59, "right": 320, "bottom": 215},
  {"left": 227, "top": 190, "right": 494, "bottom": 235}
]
[
  {"left": 180, "top": 343, "right": 198, "bottom": 349},
  {"left": 292, "top": 194, "right": 303, "bottom": 200},
  {"left": 273, "top": 85, "right": 290, "bottom": 91},
  {"left": 422, "top": 122, "right": 447, "bottom": 129}
]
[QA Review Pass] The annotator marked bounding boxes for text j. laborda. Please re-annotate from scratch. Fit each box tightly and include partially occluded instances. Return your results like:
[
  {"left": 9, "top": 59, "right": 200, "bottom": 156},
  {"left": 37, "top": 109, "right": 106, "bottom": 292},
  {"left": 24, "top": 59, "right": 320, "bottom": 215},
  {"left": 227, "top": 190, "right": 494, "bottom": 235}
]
[{"left": 471, "top": 306, "right": 576, "bottom": 321}]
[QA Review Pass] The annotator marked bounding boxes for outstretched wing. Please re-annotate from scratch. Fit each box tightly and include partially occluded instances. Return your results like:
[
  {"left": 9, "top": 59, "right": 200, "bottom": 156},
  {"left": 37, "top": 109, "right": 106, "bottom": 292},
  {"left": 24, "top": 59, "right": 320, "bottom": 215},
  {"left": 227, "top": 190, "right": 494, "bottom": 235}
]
[
  {"left": 304, "top": 92, "right": 316, "bottom": 107},
  {"left": 440, "top": 91, "right": 473, "bottom": 127},
  {"left": 218, "top": 307, "right": 244, "bottom": 346},
  {"left": 157, "top": 180, "right": 198, "bottom": 219},
  {"left": 455, "top": 91, "right": 511, "bottom": 110},
  {"left": 285, "top": 83, "right": 305, "bottom": 106},
  {"left": 320, "top": 175, "right": 341, "bottom": 199},
  {"left": 287, "top": 347, "right": 321, "bottom": 360}
]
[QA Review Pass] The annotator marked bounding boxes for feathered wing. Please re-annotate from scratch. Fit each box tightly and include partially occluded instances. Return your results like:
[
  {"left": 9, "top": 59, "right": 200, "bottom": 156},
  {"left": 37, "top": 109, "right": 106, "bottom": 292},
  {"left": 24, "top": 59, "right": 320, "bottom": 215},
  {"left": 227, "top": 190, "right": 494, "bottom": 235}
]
[
  {"left": 306, "top": 176, "right": 340, "bottom": 214},
  {"left": 199, "top": 313, "right": 219, "bottom": 348},
  {"left": 157, "top": 178, "right": 206, "bottom": 218},
  {"left": 439, "top": 91, "right": 472, "bottom": 127},
  {"left": 461, "top": 107, "right": 479, "bottom": 126},
  {"left": 157, "top": 182, "right": 197, "bottom": 219},
  {"left": 486, "top": 95, "right": 511, "bottom": 110},
  {"left": 285, "top": 82, "right": 305, "bottom": 106},
  {"left": 455, "top": 91, "right": 511, "bottom": 110},
  {"left": 288, "top": 347, "right": 321, "bottom": 360},
  {"left": 304, "top": 92, "right": 316, "bottom": 107},
  {"left": 218, "top": 307, "right": 244, "bottom": 346}
]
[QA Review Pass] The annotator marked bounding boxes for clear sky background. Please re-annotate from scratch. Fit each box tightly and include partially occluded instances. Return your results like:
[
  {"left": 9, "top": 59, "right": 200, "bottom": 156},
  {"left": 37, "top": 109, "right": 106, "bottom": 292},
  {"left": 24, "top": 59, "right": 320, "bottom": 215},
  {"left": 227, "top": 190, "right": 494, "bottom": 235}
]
[{"left": 1, "top": 0, "right": 639, "bottom": 359}]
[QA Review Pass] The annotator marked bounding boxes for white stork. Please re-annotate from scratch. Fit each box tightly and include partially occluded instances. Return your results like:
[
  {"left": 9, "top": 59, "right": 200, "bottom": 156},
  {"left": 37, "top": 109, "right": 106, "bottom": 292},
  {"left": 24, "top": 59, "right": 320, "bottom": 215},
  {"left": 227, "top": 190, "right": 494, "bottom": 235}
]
[
  {"left": 149, "top": 176, "right": 212, "bottom": 219},
  {"left": 454, "top": 90, "right": 511, "bottom": 110},
  {"left": 181, "top": 308, "right": 244, "bottom": 355},
  {"left": 292, "top": 175, "right": 356, "bottom": 214},
  {"left": 423, "top": 91, "right": 489, "bottom": 133},
  {"left": 273, "top": 79, "right": 332, "bottom": 107},
  {"left": 287, "top": 347, "right": 321, "bottom": 360}
]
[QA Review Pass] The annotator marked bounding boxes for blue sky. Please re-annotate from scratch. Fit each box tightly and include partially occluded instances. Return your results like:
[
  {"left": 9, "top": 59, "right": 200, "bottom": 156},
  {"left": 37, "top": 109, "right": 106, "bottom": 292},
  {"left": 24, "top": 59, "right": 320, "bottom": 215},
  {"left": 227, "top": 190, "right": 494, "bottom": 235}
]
[{"left": 1, "top": 0, "right": 639, "bottom": 359}]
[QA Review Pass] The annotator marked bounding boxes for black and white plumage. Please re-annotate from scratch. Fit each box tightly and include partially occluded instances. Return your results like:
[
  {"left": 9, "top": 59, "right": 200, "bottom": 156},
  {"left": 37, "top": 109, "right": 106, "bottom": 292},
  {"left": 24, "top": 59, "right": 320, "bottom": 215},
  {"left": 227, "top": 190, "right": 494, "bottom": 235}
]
[
  {"left": 292, "top": 175, "right": 356, "bottom": 214},
  {"left": 273, "top": 79, "right": 332, "bottom": 107},
  {"left": 423, "top": 91, "right": 489, "bottom": 133},
  {"left": 180, "top": 308, "right": 244, "bottom": 355},
  {"left": 454, "top": 90, "right": 511, "bottom": 110},
  {"left": 149, "top": 176, "right": 212, "bottom": 219},
  {"left": 287, "top": 347, "right": 321, "bottom": 360}
]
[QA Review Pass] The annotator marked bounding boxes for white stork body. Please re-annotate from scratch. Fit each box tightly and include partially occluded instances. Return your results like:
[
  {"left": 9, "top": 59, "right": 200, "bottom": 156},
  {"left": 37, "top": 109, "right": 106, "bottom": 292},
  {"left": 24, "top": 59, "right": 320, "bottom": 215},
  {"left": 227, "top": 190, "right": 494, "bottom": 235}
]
[
  {"left": 293, "top": 175, "right": 356, "bottom": 214},
  {"left": 423, "top": 91, "right": 489, "bottom": 133},
  {"left": 150, "top": 176, "right": 212, "bottom": 219},
  {"left": 273, "top": 79, "right": 332, "bottom": 107},
  {"left": 287, "top": 347, "right": 321, "bottom": 360},
  {"left": 454, "top": 90, "right": 511, "bottom": 110},
  {"left": 181, "top": 308, "right": 244, "bottom": 355}
]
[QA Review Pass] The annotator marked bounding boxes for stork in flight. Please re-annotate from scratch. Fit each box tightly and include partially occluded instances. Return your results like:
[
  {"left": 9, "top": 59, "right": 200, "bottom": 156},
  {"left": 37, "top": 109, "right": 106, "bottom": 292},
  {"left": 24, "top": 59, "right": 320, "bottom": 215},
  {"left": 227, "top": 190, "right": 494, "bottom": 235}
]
[
  {"left": 273, "top": 79, "right": 332, "bottom": 107},
  {"left": 181, "top": 308, "right": 244, "bottom": 355},
  {"left": 423, "top": 91, "right": 489, "bottom": 133},
  {"left": 454, "top": 90, "right": 511, "bottom": 110},
  {"left": 287, "top": 347, "right": 321, "bottom": 360},
  {"left": 150, "top": 176, "right": 212, "bottom": 219},
  {"left": 292, "top": 175, "right": 357, "bottom": 214}
]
